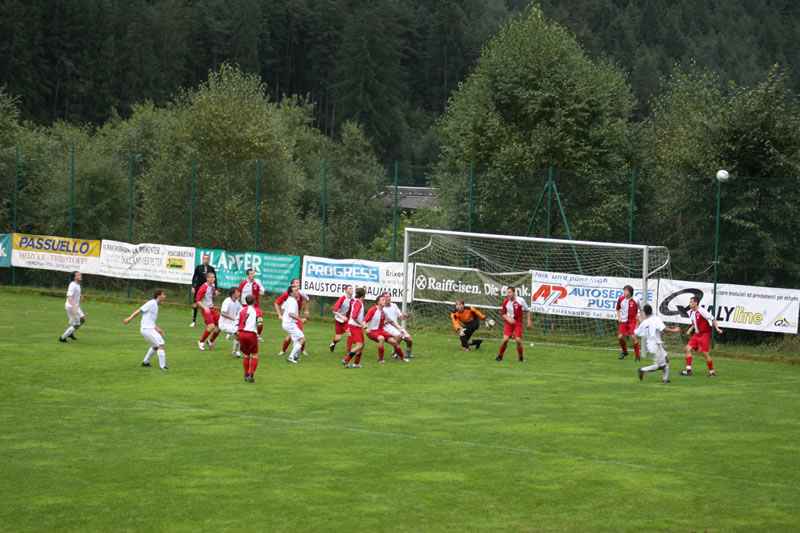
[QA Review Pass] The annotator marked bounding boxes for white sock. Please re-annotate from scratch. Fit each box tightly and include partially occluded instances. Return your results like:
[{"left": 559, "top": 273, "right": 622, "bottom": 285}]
[
  {"left": 61, "top": 326, "right": 76, "bottom": 339},
  {"left": 144, "top": 347, "right": 155, "bottom": 363},
  {"left": 157, "top": 349, "right": 166, "bottom": 368},
  {"left": 289, "top": 341, "right": 302, "bottom": 360},
  {"left": 406, "top": 344, "right": 412, "bottom": 356},
  {"left": 662, "top": 364, "right": 670, "bottom": 381},
  {"left": 233, "top": 340, "right": 240, "bottom": 352}
]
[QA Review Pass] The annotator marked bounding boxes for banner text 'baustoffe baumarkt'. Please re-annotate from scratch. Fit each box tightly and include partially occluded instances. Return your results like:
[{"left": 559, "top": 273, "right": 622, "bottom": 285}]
[{"left": 301, "top": 256, "right": 411, "bottom": 300}]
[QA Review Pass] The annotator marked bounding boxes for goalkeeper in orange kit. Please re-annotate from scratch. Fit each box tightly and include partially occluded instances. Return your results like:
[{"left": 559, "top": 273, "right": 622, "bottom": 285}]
[{"left": 451, "top": 299, "right": 487, "bottom": 351}]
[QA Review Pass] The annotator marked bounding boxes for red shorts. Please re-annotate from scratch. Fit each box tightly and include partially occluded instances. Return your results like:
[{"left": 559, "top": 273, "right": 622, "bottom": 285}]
[
  {"left": 503, "top": 321, "right": 523, "bottom": 339},
  {"left": 367, "top": 329, "right": 391, "bottom": 343},
  {"left": 239, "top": 331, "right": 258, "bottom": 355},
  {"left": 348, "top": 324, "right": 364, "bottom": 343},
  {"left": 618, "top": 321, "right": 637, "bottom": 336},
  {"left": 335, "top": 321, "right": 348, "bottom": 335},
  {"left": 202, "top": 308, "right": 220, "bottom": 326},
  {"left": 689, "top": 332, "right": 711, "bottom": 352}
]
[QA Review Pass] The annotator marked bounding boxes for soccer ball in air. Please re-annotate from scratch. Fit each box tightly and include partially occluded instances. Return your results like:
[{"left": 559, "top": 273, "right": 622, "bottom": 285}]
[
  {"left": 486, "top": 319, "right": 495, "bottom": 329},
  {"left": 716, "top": 169, "right": 730, "bottom": 182}
]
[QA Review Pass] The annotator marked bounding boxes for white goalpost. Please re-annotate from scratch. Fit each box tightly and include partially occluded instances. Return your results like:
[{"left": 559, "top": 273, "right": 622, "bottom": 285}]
[{"left": 401, "top": 228, "right": 671, "bottom": 347}]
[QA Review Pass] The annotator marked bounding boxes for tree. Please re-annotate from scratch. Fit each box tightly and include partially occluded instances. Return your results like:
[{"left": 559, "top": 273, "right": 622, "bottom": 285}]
[{"left": 432, "top": 3, "right": 635, "bottom": 240}]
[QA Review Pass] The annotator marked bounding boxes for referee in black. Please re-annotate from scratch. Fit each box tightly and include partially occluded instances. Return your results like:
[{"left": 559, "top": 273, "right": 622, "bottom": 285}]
[{"left": 190, "top": 253, "right": 216, "bottom": 327}]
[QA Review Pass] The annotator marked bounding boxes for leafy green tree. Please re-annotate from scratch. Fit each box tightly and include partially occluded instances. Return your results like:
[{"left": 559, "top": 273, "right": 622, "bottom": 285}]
[
  {"left": 433, "top": 4, "right": 635, "bottom": 240},
  {"left": 638, "top": 64, "right": 800, "bottom": 287}
]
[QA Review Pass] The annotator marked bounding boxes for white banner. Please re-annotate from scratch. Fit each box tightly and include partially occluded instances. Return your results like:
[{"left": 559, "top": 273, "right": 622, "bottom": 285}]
[
  {"left": 11, "top": 233, "right": 101, "bottom": 273},
  {"left": 656, "top": 279, "right": 799, "bottom": 334},
  {"left": 301, "top": 256, "right": 411, "bottom": 300},
  {"left": 530, "top": 270, "right": 656, "bottom": 320},
  {"left": 97, "top": 240, "right": 196, "bottom": 284}
]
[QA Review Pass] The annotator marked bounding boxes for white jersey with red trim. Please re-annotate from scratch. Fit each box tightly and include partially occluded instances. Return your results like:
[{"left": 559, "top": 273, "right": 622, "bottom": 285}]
[
  {"left": 196, "top": 282, "right": 215, "bottom": 308},
  {"left": 348, "top": 299, "right": 365, "bottom": 327},
  {"left": 333, "top": 295, "right": 354, "bottom": 323},
  {"left": 238, "top": 305, "right": 263, "bottom": 333},
  {"left": 364, "top": 306, "right": 386, "bottom": 330},
  {"left": 238, "top": 279, "right": 265, "bottom": 305},
  {"left": 617, "top": 295, "right": 643, "bottom": 322}
]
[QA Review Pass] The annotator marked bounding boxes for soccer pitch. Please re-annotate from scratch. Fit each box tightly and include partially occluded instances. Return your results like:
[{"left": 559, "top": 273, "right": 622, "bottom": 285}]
[{"left": 1, "top": 288, "right": 799, "bottom": 532}]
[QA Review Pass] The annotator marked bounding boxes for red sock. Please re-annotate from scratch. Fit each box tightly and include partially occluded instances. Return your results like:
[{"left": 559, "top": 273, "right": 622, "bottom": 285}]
[
  {"left": 210, "top": 330, "right": 219, "bottom": 342},
  {"left": 707, "top": 359, "right": 714, "bottom": 371},
  {"left": 243, "top": 356, "right": 250, "bottom": 375},
  {"left": 282, "top": 338, "right": 291, "bottom": 351},
  {"left": 332, "top": 338, "right": 338, "bottom": 345},
  {"left": 395, "top": 347, "right": 404, "bottom": 360},
  {"left": 249, "top": 357, "right": 259, "bottom": 375},
  {"left": 378, "top": 347, "right": 384, "bottom": 360},
  {"left": 619, "top": 339, "right": 627, "bottom": 353},
  {"left": 634, "top": 343, "right": 640, "bottom": 359},
  {"left": 344, "top": 353, "right": 352, "bottom": 363},
  {"left": 517, "top": 344, "right": 524, "bottom": 359},
  {"left": 499, "top": 343, "right": 507, "bottom": 356},
  {"left": 201, "top": 330, "right": 210, "bottom": 342},
  {"left": 686, "top": 354, "right": 693, "bottom": 369},
  {"left": 354, "top": 354, "right": 361, "bottom": 364}
]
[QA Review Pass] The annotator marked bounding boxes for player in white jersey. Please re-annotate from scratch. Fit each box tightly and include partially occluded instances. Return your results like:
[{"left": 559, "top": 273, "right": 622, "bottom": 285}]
[
  {"left": 281, "top": 286, "right": 306, "bottom": 363},
  {"left": 219, "top": 287, "right": 243, "bottom": 357},
  {"left": 634, "top": 304, "right": 681, "bottom": 383},
  {"left": 123, "top": 289, "right": 169, "bottom": 370},
  {"left": 59, "top": 271, "right": 86, "bottom": 342},
  {"left": 382, "top": 292, "right": 414, "bottom": 359},
  {"left": 275, "top": 278, "right": 311, "bottom": 355},
  {"left": 329, "top": 285, "right": 354, "bottom": 353}
]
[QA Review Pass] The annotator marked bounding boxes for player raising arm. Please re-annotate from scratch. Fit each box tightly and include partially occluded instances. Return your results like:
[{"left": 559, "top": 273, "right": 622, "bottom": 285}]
[
  {"left": 124, "top": 288, "right": 169, "bottom": 370},
  {"left": 681, "top": 296, "right": 723, "bottom": 377},
  {"left": 634, "top": 304, "right": 680, "bottom": 383}
]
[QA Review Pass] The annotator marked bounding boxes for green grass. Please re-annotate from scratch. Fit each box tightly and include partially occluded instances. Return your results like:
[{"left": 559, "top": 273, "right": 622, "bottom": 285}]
[{"left": 1, "top": 287, "right": 799, "bottom": 532}]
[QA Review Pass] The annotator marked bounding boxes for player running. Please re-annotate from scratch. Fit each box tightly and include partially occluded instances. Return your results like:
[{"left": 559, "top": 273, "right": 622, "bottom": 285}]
[
  {"left": 219, "top": 287, "right": 243, "bottom": 357},
  {"left": 59, "top": 271, "right": 86, "bottom": 343},
  {"left": 330, "top": 285, "right": 354, "bottom": 353},
  {"left": 196, "top": 272, "right": 221, "bottom": 351},
  {"left": 634, "top": 304, "right": 681, "bottom": 383},
  {"left": 275, "top": 278, "right": 310, "bottom": 356},
  {"left": 238, "top": 294, "right": 264, "bottom": 382},
  {"left": 281, "top": 286, "right": 306, "bottom": 364}
]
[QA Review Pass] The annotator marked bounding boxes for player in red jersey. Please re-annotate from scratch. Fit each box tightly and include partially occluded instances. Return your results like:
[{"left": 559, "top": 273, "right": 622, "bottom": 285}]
[
  {"left": 330, "top": 285, "right": 354, "bottom": 353},
  {"left": 196, "top": 271, "right": 221, "bottom": 350},
  {"left": 495, "top": 286, "right": 532, "bottom": 362},
  {"left": 342, "top": 287, "right": 367, "bottom": 368},
  {"left": 617, "top": 285, "right": 644, "bottom": 361},
  {"left": 681, "top": 296, "right": 723, "bottom": 377},
  {"left": 275, "top": 278, "right": 310, "bottom": 355},
  {"left": 237, "top": 294, "right": 264, "bottom": 383},
  {"left": 365, "top": 295, "right": 409, "bottom": 363}
]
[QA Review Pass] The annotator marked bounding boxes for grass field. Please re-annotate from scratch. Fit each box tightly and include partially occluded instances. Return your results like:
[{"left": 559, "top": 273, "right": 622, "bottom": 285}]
[{"left": 1, "top": 287, "right": 799, "bottom": 532}]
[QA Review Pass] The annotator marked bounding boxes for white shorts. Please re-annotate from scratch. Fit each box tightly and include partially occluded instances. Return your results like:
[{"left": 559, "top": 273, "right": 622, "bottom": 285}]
[
  {"left": 219, "top": 322, "right": 238, "bottom": 335},
  {"left": 141, "top": 329, "right": 165, "bottom": 348},
  {"left": 282, "top": 322, "right": 305, "bottom": 342},
  {"left": 384, "top": 324, "right": 407, "bottom": 339},
  {"left": 648, "top": 344, "right": 668, "bottom": 366},
  {"left": 65, "top": 304, "right": 84, "bottom": 326}
]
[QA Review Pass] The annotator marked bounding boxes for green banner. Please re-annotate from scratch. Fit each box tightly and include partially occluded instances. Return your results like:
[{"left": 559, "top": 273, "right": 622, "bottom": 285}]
[
  {"left": 412, "top": 263, "right": 532, "bottom": 308},
  {"left": 0, "top": 233, "right": 11, "bottom": 267},
  {"left": 197, "top": 248, "right": 300, "bottom": 294}
]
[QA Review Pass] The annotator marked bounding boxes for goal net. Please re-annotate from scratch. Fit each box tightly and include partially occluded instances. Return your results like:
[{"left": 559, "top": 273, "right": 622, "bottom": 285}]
[{"left": 401, "top": 228, "right": 671, "bottom": 345}]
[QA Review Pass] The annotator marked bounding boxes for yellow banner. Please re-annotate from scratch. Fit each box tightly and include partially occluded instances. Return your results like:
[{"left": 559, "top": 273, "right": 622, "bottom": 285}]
[{"left": 13, "top": 233, "right": 101, "bottom": 257}]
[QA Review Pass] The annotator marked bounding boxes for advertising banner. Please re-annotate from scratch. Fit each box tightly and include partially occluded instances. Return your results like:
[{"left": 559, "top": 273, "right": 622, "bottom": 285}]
[
  {"left": 11, "top": 233, "right": 101, "bottom": 273},
  {"left": 657, "top": 279, "right": 799, "bottom": 334},
  {"left": 302, "top": 256, "right": 410, "bottom": 299},
  {"left": 412, "top": 264, "right": 533, "bottom": 309},
  {"left": 529, "top": 270, "right": 656, "bottom": 320},
  {"left": 198, "top": 248, "right": 300, "bottom": 294},
  {"left": 97, "top": 240, "right": 195, "bottom": 284},
  {"left": 0, "top": 233, "right": 11, "bottom": 267}
]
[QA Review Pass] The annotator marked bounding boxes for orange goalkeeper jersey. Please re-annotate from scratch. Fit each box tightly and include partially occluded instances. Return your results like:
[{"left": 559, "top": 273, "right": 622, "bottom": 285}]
[{"left": 451, "top": 306, "right": 486, "bottom": 330}]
